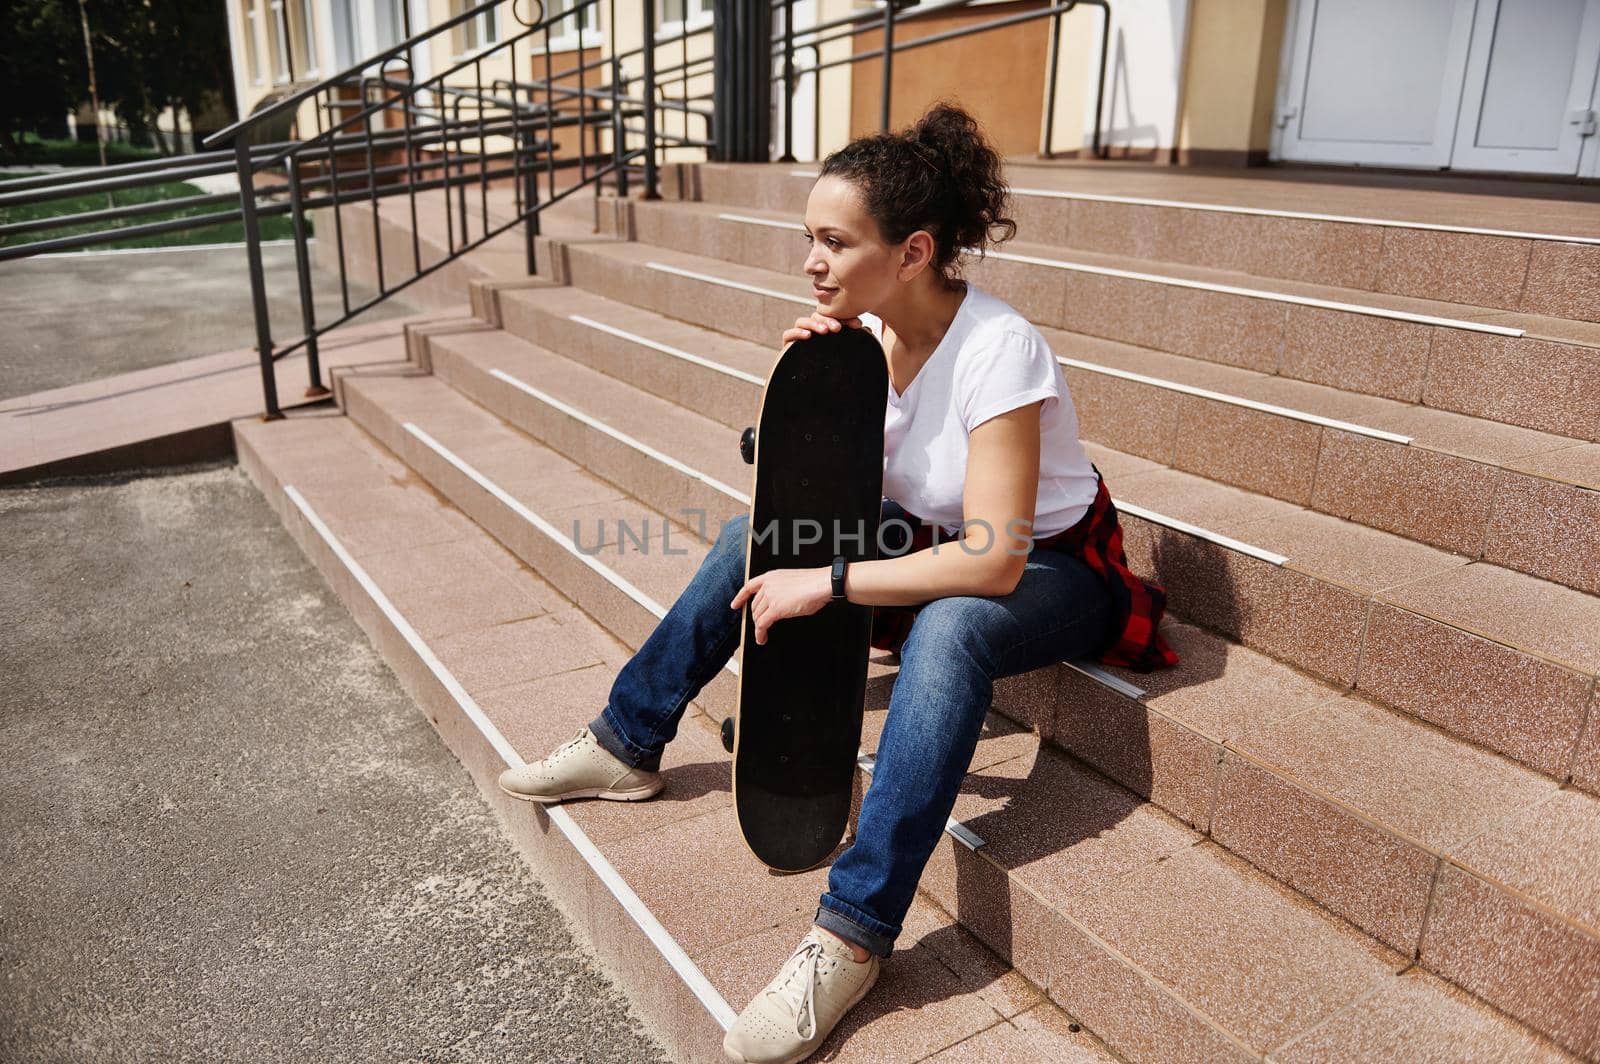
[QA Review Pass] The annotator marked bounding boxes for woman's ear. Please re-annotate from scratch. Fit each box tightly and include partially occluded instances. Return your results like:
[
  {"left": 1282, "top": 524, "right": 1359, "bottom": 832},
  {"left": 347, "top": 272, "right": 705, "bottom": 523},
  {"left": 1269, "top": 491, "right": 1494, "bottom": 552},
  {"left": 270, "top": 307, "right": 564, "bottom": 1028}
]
[{"left": 896, "top": 230, "right": 935, "bottom": 282}]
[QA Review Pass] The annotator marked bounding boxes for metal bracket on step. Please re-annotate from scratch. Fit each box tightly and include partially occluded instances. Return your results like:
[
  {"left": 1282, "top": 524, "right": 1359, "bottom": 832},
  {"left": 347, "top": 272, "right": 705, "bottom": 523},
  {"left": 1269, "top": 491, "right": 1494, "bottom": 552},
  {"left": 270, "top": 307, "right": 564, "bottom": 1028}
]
[{"left": 1568, "top": 109, "right": 1598, "bottom": 137}]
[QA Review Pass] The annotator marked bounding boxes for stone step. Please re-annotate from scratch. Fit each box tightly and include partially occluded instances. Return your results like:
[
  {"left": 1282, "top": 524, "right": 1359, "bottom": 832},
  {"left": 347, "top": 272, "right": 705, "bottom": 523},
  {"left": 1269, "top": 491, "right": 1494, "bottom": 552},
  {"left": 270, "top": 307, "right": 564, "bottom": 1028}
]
[
  {"left": 616, "top": 197, "right": 1600, "bottom": 444},
  {"left": 489, "top": 275, "right": 1600, "bottom": 598},
  {"left": 472, "top": 273, "right": 1600, "bottom": 782},
  {"left": 683, "top": 160, "right": 1600, "bottom": 325},
  {"left": 399, "top": 324, "right": 1599, "bottom": 1055},
  {"left": 325, "top": 365, "right": 1582, "bottom": 1061},
  {"left": 233, "top": 399, "right": 1116, "bottom": 1064}
]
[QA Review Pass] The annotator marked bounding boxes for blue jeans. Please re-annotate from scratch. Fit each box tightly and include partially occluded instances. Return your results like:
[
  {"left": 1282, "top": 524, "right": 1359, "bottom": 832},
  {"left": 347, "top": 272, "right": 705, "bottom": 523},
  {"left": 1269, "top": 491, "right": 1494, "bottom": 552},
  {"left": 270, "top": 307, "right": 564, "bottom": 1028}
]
[{"left": 588, "top": 500, "right": 1115, "bottom": 958}]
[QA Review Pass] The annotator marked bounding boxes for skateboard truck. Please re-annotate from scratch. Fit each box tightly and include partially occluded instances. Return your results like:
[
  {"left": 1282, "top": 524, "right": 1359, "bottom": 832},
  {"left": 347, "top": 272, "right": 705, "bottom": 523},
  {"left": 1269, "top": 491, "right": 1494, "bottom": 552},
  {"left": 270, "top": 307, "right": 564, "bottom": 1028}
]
[{"left": 739, "top": 426, "right": 756, "bottom": 465}]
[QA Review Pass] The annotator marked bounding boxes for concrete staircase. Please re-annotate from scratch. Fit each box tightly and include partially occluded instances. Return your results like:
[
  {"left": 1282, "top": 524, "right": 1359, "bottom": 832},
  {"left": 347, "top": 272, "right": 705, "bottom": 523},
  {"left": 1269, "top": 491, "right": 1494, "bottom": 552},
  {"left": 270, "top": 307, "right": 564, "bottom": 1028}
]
[{"left": 234, "top": 159, "right": 1600, "bottom": 1063}]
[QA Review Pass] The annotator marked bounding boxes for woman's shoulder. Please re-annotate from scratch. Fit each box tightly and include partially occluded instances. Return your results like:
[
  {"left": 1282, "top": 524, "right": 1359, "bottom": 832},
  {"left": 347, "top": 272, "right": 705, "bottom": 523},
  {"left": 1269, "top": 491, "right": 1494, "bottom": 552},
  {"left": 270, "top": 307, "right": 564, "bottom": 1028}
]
[{"left": 961, "top": 285, "right": 1046, "bottom": 351}]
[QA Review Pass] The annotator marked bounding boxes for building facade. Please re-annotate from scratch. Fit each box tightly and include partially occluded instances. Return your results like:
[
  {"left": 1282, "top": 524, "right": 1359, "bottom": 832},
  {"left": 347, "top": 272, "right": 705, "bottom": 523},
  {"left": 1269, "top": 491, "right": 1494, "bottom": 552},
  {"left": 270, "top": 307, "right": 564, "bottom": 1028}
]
[{"left": 221, "top": 0, "right": 1600, "bottom": 178}]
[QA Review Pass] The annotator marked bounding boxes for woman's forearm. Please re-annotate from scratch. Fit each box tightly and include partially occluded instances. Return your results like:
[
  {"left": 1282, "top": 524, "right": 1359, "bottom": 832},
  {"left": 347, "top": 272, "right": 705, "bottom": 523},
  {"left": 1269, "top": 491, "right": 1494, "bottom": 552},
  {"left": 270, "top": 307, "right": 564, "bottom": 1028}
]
[{"left": 842, "top": 542, "right": 1019, "bottom": 606}]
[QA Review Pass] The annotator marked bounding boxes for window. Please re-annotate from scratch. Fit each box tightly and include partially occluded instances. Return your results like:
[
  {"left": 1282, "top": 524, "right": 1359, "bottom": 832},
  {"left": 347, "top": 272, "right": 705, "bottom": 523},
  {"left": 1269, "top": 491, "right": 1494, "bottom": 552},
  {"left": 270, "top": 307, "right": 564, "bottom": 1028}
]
[
  {"left": 545, "top": 0, "right": 597, "bottom": 48},
  {"left": 242, "top": 0, "right": 265, "bottom": 84},
  {"left": 293, "top": 0, "right": 319, "bottom": 75},
  {"left": 659, "top": 0, "right": 713, "bottom": 28},
  {"left": 268, "top": 0, "right": 292, "bottom": 82},
  {"left": 451, "top": 0, "right": 500, "bottom": 53}
]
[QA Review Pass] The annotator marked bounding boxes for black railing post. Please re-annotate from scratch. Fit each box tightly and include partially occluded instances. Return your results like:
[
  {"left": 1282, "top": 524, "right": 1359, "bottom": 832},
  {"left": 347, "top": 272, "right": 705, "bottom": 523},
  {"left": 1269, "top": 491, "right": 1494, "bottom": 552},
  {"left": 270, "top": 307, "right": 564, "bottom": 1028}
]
[
  {"left": 880, "top": 0, "right": 896, "bottom": 132},
  {"left": 641, "top": 0, "right": 660, "bottom": 198},
  {"left": 288, "top": 162, "right": 328, "bottom": 398},
  {"left": 1043, "top": 4, "right": 1063, "bottom": 158},
  {"left": 712, "top": 0, "right": 771, "bottom": 161},
  {"left": 612, "top": 54, "right": 629, "bottom": 197},
  {"left": 778, "top": 0, "right": 795, "bottom": 162},
  {"left": 235, "top": 137, "right": 282, "bottom": 420}
]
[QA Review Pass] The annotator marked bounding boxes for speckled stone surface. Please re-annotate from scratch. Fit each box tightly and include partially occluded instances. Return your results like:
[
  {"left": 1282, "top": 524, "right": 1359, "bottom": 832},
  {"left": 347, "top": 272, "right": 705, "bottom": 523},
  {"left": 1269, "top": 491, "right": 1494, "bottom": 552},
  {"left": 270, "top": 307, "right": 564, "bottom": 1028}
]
[
  {"left": 1249, "top": 217, "right": 1385, "bottom": 291},
  {"left": 1355, "top": 604, "right": 1590, "bottom": 776},
  {"left": 1059, "top": 272, "right": 1170, "bottom": 350},
  {"left": 1110, "top": 465, "right": 1302, "bottom": 537},
  {"left": 923, "top": 1003, "right": 1122, "bottom": 1063},
  {"left": 1270, "top": 968, "right": 1581, "bottom": 1063},
  {"left": 1171, "top": 396, "right": 1321, "bottom": 504},
  {"left": 1065, "top": 199, "right": 1174, "bottom": 261},
  {"left": 1448, "top": 789, "right": 1600, "bottom": 930},
  {"left": 1423, "top": 333, "right": 1600, "bottom": 442},
  {"left": 1572, "top": 689, "right": 1600, "bottom": 795},
  {"left": 1482, "top": 472, "right": 1600, "bottom": 596},
  {"left": 1066, "top": 842, "right": 1404, "bottom": 1055},
  {"left": 1160, "top": 287, "right": 1288, "bottom": 372},
  {"left": 1310, "top": 429, "right": 1498, "bottom": 556},
  {"left": 1419, "top": 862, "right": 1600, "bottom": 1061},
  {"left": 1061, "top": 365, "right": 1181, "bottom": 464},
  {"left": 1505, "top": 443, "right": 1600, "bottom": 491},
  {"left": 1363, "top": 403, "right": 1579, "bottom": 465},
  {"left": 1210, "top": 747, "right": 1438, "bottom": 954},
  {"left": 1520, "top": 241, "right": 1600, "bottom": 322},
  {"left": 1374, "top": 228, "right": 1532, "bottom": 309},
  {"left": 1229, "top": 694, "right": 1557, "bottom": 852},
  {"left": 1236, "top": 508, "right": 1466, "bottom": 594},
  {"left": 1376, "top": 563, "right": 1600, "bottom": 673},
  {"left": 1281, "top": 306, "right": 1433, "bottom": 403}
]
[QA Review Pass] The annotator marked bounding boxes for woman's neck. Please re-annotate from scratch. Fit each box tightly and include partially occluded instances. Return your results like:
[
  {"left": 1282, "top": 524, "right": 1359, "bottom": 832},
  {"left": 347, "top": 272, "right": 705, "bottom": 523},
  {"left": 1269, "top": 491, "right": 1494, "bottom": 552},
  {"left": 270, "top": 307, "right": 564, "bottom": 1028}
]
[{"left": 875, "top": 277, "right": 967, "bottom": 355}]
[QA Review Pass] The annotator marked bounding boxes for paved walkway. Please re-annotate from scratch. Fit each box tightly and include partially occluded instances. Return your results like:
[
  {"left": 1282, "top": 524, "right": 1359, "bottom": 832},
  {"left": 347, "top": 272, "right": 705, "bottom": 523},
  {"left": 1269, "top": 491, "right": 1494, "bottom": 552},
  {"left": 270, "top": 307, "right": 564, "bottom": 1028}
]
[
  {"left": 0, "top": 462, "right": 668, "bottom": 1064},
  {"left": 0, "top": 243, "right": 415, "bottom": 402}
]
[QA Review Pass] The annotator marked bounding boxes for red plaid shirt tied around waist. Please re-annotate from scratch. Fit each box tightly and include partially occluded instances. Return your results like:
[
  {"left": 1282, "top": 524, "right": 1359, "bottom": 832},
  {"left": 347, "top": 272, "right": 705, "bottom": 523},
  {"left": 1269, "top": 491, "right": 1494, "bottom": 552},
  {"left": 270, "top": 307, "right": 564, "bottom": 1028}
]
[{"left": 868, "top": 468, "right": 1180, "bottom": 672}]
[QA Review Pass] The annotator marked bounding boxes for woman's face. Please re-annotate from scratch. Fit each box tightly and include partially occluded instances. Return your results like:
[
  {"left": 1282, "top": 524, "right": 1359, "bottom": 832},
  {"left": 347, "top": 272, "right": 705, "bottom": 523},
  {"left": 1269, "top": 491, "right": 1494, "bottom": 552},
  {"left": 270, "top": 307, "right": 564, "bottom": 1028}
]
[{"left": 801, "top": 175, "right": 903, "bottom": 319}]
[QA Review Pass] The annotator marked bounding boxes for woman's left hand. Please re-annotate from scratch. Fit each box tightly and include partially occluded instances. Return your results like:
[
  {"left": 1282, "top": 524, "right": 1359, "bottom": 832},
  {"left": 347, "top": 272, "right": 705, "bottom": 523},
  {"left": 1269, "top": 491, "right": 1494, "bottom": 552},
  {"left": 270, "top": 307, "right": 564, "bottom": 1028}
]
[{"left": 730, "top": 566, "right": 834, "bottom": 645}]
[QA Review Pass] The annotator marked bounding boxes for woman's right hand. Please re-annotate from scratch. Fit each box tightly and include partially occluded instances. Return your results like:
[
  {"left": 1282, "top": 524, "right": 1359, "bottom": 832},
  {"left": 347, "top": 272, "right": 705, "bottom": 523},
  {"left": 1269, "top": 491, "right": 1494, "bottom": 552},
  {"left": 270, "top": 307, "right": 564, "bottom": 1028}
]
[{"left": 782, "top": 312, "right": 863, "bottom": 346}]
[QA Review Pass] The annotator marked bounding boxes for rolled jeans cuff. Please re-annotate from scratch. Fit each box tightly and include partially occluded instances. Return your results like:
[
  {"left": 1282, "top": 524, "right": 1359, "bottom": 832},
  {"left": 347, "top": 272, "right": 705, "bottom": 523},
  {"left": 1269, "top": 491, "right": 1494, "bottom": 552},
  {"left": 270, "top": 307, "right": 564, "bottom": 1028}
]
[
  {"left": 589, "top": 709, "right": 663, "bottom": 773},
  {"left": 815, "top": 897, "right": 896, "bottom": 959}
]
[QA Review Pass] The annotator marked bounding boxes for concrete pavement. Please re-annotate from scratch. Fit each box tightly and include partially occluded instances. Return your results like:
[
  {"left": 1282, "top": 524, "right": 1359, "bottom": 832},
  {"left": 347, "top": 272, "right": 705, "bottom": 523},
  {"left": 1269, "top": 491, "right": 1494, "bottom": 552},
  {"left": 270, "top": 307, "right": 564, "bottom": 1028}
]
[{"left": 0, "top": 461, "right": 668, "bottom": 1064}]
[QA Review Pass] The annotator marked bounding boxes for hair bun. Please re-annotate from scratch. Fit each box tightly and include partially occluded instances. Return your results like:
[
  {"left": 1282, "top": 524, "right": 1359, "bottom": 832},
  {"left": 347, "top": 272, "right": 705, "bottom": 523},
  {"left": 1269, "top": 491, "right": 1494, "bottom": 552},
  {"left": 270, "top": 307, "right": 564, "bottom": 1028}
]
[{"left": 820, "top": 101, "right": 1015, "bottom": 287}]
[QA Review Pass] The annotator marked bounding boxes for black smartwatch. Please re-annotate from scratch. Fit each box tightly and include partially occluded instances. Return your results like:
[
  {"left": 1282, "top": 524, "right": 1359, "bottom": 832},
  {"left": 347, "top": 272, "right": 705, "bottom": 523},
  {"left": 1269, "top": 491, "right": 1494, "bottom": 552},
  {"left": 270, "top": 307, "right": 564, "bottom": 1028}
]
[{"left": 830, "top": 556, "right": 849, "bottom": 601}]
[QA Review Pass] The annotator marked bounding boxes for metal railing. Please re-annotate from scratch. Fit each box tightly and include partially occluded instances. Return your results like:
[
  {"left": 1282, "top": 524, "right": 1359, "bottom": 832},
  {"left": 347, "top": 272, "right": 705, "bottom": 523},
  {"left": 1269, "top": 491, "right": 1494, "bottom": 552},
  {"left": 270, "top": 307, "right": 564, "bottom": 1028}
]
[
  {"left": 1, "top": 0, "right": 1110, "bottom": 421},
  {"left": 195, "top": 0, "right": 730, "bottom": 419},
  {"left": 767, "top": 0, "right": 1110, "bottom": 162}
]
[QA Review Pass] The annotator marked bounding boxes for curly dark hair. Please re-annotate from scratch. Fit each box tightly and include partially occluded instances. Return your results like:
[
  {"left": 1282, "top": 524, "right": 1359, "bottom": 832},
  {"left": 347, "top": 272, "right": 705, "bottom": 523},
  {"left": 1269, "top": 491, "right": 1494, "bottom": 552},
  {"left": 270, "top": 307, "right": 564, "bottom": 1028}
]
[{"left": 819, "top": 101, "right": 1016, "bottom": 289}]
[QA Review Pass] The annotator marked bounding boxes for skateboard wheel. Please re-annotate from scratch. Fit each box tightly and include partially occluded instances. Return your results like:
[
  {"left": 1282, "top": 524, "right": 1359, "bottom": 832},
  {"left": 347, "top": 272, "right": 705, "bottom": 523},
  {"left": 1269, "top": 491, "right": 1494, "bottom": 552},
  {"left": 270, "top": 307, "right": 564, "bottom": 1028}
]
[
  {"left": 720, "top": 715, "right": 735, "bottom": 752},
  {"left": 739, "top": 426, "right": 756, "bottom": 465}
]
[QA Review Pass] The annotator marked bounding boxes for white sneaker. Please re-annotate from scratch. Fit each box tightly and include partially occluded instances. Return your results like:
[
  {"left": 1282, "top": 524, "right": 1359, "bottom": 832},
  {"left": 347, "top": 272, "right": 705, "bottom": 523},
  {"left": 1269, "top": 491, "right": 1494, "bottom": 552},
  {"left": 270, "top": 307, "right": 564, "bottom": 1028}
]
[
  {"left": 722, "top": 927, "right": 881, "bottom": 1064},
  {"left": 497, "top": 727, "right": 663, "bottom": 804}
]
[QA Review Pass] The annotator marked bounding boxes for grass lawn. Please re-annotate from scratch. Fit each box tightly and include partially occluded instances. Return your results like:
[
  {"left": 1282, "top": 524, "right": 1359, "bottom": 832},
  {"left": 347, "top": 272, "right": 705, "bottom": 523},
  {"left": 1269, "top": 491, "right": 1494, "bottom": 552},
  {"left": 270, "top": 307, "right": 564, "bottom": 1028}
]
[
  {"left": 0, "top": 174, "right": 300, "bottom": 252},
  {"left": 5, "top": 134, "right": 165, "bottom": 168}
]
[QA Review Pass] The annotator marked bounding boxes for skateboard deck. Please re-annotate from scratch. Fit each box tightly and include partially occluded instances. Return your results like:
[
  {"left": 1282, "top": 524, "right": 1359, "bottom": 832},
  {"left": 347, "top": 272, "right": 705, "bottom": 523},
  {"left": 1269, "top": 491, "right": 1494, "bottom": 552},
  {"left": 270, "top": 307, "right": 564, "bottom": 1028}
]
[{"left": 731, "top": 327, "right": 888, "bottom": 872}]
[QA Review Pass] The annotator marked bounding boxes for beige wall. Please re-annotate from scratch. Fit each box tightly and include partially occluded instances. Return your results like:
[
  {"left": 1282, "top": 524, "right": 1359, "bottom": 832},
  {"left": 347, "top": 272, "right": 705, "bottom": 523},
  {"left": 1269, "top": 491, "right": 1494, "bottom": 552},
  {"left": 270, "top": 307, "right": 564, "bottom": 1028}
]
[{"left": 1175, "top": 0, "right": 1287, "bottom": 162}]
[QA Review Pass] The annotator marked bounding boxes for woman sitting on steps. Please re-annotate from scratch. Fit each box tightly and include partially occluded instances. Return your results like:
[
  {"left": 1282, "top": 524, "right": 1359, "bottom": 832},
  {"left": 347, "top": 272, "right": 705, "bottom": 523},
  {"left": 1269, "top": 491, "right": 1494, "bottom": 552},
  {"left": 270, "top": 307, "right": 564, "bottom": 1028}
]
[{"left": 498, "top": 101, "right": 1178, "bottom": 1064}]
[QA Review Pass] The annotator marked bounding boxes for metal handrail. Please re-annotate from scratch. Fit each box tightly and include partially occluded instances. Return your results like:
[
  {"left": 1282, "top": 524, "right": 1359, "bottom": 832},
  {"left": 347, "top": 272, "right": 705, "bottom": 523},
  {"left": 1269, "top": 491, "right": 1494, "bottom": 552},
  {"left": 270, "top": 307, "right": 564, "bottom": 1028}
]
[{"left": 767, "top": 0, "right": 1111, "bottom": 158}]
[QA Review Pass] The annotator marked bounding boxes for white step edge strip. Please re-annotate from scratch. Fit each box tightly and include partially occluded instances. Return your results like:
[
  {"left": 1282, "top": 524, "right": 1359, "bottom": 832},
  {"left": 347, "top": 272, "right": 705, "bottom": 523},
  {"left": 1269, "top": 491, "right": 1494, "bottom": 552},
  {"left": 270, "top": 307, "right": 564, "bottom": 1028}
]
[
  {"left": 712, "top": 207, "right": 1523, "bottom": 337},
  {"left": 678, "top": 225, "right": 1419, "bottom": 446},
  {"left": 281, "top": 481, "right": 740, "bottom": 1032},
  {"left": 1055, "top": 357, "right": 1414, "bottom": 445},
  {"left": 487, "top": 368, "right": 754, "bottom": 505},
  {"left": 981, "top": 247, "right": 1524, "bottom": 337},
  {"left": 569, "top": 313, "right": 769, "bottom": 387},
  {"left": 1005, "top": 185, "right": 1600, "bottom": 248},
  {"left": 1115, "top": 500, "right": 1290, "bottom": 566},
  {"left": 857, "top": 753, "right": 984, "bottom": 851},
  {"left": 785, "top": 168, "right": 1600, "bottom": 247},
  {"left": 645, "top": 260, "right": 813, "bottom": 306},
  {"left": 1067, "top": 660, "right": 1146, "bottom": 701}
]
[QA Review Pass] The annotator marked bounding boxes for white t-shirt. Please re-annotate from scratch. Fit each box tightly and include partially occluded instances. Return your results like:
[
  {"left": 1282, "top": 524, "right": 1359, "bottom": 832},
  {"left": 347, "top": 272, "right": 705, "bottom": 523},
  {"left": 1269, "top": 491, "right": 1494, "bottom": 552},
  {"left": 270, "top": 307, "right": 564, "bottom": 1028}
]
[{"left": 860, "top": 283, "right": 1098, "bottom": 539}]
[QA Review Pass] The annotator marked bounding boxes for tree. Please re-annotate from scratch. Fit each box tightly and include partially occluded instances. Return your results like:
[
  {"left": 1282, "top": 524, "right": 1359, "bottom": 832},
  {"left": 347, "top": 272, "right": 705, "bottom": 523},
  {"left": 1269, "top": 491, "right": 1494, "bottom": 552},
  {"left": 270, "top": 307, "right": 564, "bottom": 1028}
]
[
  {"left": 0, "top": 0, "right": 84, "bottom": 158},
  {"left": 0, "top": 0, "right": 237, "bottom": 160}
]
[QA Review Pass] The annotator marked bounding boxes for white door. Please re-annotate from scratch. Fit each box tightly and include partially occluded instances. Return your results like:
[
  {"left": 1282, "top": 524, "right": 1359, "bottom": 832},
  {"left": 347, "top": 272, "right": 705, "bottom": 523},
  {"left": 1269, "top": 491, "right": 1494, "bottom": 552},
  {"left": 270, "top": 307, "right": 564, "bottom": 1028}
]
[
  {"left": 1449, "top": 0, "right": 1600, "bottom": 175},
  {"left": 1276, "top": 0, "right": 1479, "bottom": 167}
]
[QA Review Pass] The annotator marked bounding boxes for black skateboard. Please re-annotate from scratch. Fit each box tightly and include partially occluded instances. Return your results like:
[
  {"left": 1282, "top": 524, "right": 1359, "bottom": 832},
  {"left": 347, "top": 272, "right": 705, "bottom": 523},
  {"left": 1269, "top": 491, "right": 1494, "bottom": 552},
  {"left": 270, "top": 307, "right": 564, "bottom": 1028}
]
[{"left": 727, "top": 327, "right": 888, "bottom": 872}]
